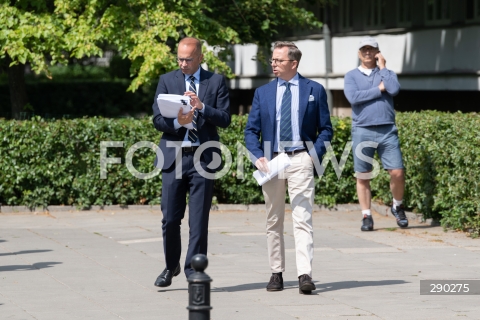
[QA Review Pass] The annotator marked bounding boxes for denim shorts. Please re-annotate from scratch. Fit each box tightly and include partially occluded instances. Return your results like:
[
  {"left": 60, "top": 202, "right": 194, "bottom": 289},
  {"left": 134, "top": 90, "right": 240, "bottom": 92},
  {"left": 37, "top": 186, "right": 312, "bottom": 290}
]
[{"left": 351, "top": 124, "right": 404, "bottom": 173}]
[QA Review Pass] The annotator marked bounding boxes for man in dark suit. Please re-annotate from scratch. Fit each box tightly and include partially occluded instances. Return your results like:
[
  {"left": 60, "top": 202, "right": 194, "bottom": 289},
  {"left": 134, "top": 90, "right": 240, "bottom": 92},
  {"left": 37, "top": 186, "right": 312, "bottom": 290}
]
[
  {"left": 152, "top": 37, "right": 231, "bottom": 287},
  {"left": 244, "top": 41, "right": 333, "bottom": 294}
]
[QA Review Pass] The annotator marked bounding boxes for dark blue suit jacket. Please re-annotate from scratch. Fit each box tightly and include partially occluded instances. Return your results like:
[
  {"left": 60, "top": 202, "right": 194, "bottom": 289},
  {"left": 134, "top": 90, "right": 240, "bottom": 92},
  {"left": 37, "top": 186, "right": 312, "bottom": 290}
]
[
  {"left": 152, "top": 68, "right": 231, "bottom": 170},
  {"left": 244, "top": 74, "right": 333, "bottom": 168}
]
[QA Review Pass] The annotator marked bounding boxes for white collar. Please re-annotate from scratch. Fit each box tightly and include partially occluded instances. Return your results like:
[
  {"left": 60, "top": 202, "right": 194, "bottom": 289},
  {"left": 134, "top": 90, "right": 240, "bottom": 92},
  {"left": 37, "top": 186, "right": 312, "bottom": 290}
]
[{"left": 358, "top": 66, "right": 376, "bottom": 75}]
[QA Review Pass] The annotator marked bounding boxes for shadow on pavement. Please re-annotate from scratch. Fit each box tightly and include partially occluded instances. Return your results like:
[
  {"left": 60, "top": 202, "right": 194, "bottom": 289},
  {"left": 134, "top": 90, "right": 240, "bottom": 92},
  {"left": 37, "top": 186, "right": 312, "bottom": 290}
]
[
  {"left": 375, "top": 225, "right": 442, "bottom": 231},
  {"left": 0, "top": 262, "right": 62, "bottom": 272},
  {"left": 157, "top": 288, "right": 188, "bottom": 293},
  {"left": 0, "top": 249, "right": 52, "bottom": 257},
  {"left": 316, "top": 280, "right": 408, "bottom": 293},
  {"left": 214, "top": 281, "right": 300, "bottom": 292},
  {"left": 403, "top": 224, "right": 442, "bottom": 229},
  {"left": 214, "top": 280, "right": 408, "bottom": 293}
]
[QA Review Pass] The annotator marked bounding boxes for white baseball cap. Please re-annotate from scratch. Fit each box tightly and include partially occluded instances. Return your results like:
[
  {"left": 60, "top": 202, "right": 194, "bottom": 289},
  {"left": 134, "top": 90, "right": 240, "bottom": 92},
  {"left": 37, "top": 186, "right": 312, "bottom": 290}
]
[{"left": 358, "top": 37, "right": 379, "bottom": 50}]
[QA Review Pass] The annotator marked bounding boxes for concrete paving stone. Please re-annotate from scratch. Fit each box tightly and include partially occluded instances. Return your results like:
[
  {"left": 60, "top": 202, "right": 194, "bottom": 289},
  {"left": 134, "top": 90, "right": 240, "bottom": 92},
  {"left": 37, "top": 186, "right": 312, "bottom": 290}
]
[
  {"left": 3, "top": 292, "right": 104, "bottom": 313},
  {"left": 212, "top": 310, "right": 295, "bottom": 320},
  {"left": 145, "top": 252, "right": 164, "bottom": 260},
  {"left": 377, "top": 307, "right": 466, "bottom": 320},
  {"left": 28, "top": 310, "right": 124, "bottom": 320},
  {"left": 274, "top": 304, "right": 373, "bottom": 318},
  {"left": 1, "top": 207, "right": 480, "bottom": 319},
  {"left": 0, "top": 302, "right": 38, "bottom": 320},
  {"left": 459, "top": 312, "right": 480, "bottom": 320},
  {"left": 418, "top": 271, "right": 480, "bottom": 280},
  {"left": 248, "top": 289, "right": 339, "bottom": 302},
  {"left": 115, "top": 310, "right": 191, "bottom": 320},
  {"left": 318, "top": 277, "right": 410, "bottom": 288},
  {"left": 212, "top": 297, "right": 297, "bottom": 320}
]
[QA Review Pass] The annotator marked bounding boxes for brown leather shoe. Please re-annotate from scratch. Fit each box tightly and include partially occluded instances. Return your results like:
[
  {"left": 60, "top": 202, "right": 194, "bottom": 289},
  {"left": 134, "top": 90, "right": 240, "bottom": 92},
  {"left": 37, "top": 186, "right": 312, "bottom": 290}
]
[
  {"left": 266, "top": 273, "right": 283, "bottom": 291},
  {"left": 298, "top": 274, "right": 316, "bottom": 294}
]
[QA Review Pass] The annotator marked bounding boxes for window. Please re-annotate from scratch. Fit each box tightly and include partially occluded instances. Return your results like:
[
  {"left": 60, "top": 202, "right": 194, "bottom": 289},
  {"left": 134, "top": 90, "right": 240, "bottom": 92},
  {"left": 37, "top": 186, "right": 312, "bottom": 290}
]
[
  {"left": 365, "top": 0, "right": 386, "bottom": 28},
  {"left": 425, "top": 0, "right": 450, "bottom": 25},
  {"left": 397, "top": 0, "right": 412, "bottom": 26},
  {"left": 339, "top": 0, "right": 353, "bottom": 30},
  {"left": 466, "top": 0, "right": 480, "bottom": 21}
]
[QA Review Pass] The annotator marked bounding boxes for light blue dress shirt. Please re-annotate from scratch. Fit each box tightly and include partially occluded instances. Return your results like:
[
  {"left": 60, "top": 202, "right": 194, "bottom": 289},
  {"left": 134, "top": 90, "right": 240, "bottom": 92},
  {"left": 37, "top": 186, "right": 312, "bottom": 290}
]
[
  {"left": 173, "top": 67, "right": 203, "bottom": 146},
  {"left": 275, "top": 73, "right": 304, "bottom": 152}
]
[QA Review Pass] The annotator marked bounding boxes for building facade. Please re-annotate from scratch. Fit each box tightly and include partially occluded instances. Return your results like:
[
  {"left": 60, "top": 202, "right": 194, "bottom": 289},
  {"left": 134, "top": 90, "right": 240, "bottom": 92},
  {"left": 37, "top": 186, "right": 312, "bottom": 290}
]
[{"left": 227, "top": 0, "right": 480, "bottom": 116}]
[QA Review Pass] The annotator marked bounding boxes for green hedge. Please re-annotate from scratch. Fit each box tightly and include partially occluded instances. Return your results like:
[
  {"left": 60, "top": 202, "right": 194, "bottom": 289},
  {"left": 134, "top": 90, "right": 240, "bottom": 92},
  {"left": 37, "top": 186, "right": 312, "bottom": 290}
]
[{"left": 1, "top": 111, "right": 479, "bottom": 236}]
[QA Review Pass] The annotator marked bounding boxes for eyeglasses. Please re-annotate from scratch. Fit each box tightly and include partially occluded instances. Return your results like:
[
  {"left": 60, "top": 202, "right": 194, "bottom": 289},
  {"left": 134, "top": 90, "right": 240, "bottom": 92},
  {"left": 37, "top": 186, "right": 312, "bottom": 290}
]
[
  {"left": 269, "top": 59, "right": 294, "bottom": 65},
  {"left": 177, "top": 58, "right": 195, "bottom": 63}
]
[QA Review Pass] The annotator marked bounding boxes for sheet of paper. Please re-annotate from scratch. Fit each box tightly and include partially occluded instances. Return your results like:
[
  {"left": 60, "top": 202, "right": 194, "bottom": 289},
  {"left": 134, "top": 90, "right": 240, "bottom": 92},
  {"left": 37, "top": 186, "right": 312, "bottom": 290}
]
[
  {"left": 252, "top": 153, "right": 292, "bottom": 186},
  {"left": 156, "top": 94, "right": 192, "bottom": 118}
]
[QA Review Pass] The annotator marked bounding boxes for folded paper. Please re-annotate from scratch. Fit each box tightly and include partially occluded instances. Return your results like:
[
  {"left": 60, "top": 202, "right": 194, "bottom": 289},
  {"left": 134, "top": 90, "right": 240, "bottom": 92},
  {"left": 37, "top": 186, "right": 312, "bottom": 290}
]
[
  {"left": 156, "top": 94, "right": 192, "bottom": 118},
  {"left": 252, "top": 153, "right": 292, "bottom": 186}
]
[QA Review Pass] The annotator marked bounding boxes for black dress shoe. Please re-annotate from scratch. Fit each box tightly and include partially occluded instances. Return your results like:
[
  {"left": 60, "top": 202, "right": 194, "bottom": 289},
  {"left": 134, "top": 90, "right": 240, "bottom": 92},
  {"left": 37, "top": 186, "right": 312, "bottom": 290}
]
[
  {"left": 154, "top": 264, "right": 181, "bottom": 287},
  {"left": 266, "top": 272, "right": 283, "bottom": 291},
  {"left": 298, "top": 274, "right": 316, "bottom": 294}
]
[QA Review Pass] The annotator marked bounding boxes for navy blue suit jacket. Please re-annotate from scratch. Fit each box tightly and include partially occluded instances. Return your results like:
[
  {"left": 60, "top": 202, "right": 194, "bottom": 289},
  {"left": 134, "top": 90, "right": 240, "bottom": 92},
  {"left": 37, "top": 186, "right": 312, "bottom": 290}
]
[
  {"left": 244, "top": 75, "right": 333, "bottom": 168},
  {"left": 152, "top": 68, "right": 231, "bottom": 170}
]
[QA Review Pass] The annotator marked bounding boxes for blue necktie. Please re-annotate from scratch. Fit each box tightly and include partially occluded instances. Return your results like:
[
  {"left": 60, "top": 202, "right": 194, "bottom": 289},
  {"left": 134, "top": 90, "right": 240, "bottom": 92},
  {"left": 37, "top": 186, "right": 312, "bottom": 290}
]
[
  {"left": 279, "top": 82, "right": 292, "bottom": 151},
  {"left": 187, "top": 75, "right": 198, "bottom": 143}
]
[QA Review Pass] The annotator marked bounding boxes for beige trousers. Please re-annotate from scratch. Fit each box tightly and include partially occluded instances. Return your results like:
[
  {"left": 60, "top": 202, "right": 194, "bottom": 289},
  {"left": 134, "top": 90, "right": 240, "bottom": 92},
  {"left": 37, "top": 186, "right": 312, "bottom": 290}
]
[{"left": 262, "top": 151, "right": 315, "bottom": 277}]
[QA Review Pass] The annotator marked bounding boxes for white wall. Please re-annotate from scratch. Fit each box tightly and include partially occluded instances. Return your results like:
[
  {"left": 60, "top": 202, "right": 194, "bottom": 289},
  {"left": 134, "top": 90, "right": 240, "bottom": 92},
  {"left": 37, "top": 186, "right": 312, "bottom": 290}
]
[{"left": 228, "top": 25, "right": 480, "bottom": 91}]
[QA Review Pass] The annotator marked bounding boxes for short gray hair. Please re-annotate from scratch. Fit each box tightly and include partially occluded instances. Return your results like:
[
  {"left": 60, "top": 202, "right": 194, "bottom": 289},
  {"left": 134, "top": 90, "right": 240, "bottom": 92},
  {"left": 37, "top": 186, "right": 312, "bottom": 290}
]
[{"left": 273, "top": 41, "right": 302, "bottom": 64}]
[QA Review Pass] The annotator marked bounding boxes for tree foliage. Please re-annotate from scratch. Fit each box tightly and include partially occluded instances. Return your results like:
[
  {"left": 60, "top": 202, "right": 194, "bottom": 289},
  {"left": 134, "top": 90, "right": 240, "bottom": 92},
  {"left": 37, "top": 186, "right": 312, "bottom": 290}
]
[{"left": 1, "top": 0, "right": 332, "bottom": 93}]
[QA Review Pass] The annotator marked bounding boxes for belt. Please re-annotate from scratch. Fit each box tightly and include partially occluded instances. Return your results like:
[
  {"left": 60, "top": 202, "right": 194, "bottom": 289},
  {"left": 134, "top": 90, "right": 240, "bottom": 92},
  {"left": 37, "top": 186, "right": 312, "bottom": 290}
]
[
  {"left": 274, "top": 149, "right": 306, "bottom": 156},
  {"left": 182, "top": 146, "right": 198, "bottom": 153}
]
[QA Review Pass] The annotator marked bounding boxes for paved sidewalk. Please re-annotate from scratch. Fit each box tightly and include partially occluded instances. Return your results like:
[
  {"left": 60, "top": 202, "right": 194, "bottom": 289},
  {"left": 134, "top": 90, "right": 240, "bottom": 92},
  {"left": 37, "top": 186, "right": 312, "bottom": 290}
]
[{"left": 1, "top": 205, "right": 480, "bottom": 320}]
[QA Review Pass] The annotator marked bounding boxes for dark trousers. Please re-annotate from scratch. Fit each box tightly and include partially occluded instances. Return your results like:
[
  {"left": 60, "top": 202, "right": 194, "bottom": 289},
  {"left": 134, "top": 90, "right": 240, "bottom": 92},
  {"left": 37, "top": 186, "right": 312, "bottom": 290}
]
[{"left": 160, "top": 152, "right": 214, "bottom": 278}]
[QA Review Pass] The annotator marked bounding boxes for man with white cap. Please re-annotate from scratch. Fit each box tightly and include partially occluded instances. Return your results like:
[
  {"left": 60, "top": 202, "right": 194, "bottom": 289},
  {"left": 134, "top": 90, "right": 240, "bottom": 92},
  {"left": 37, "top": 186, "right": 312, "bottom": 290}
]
[{"left": 343, "top": 36, "right": 408, "bottom": 231}]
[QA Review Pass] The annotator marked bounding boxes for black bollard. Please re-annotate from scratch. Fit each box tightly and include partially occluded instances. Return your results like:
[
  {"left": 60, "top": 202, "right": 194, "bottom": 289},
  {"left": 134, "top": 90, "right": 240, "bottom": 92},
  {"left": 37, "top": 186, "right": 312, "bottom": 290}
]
[{"left": 187, "top": 254, "right": 212, "bottom": 320}]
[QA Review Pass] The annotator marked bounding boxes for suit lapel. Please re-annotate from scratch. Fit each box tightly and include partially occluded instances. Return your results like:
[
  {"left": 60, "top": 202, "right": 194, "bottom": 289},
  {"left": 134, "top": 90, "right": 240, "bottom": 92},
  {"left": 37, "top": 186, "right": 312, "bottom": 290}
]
[
  {"left": 198, "top": 68, "right": 208, "bottom": 102},
  {"left": 267, "top": 80, "right": 278, "bottom": 128},
  {"left": 175, "top": 70, "right": 185, "bottom": 95},
  {"left": 298, "top": 75, "right": 310, "bottom": 131}
]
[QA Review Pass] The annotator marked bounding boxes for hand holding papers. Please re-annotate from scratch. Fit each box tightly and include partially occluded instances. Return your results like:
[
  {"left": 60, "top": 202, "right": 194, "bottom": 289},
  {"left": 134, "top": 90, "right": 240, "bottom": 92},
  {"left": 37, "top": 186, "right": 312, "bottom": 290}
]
[
  {"left": 156, "top": 94, "right": 192, "bottom": 118},
  {"left": 253, "top": 153, "right": 292, "bottom": 186}
]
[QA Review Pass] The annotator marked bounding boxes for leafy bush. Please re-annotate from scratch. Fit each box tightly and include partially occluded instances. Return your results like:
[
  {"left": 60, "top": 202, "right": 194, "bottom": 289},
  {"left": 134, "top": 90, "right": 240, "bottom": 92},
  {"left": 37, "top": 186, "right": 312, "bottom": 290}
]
[
  {"left": 0, "top": 117, "right": 162, "bottom": 208},
  {"left": 397, "top": 111, "right": 480, "bottom": 237},
  {"left": 1, "top": 111, "right": 479, "bottom": 236}
]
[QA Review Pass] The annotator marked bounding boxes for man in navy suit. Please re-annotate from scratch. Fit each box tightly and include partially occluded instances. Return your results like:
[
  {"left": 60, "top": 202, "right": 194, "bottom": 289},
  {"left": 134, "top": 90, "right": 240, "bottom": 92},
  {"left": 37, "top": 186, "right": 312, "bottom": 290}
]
[
  {"left": 152, "top": 37, "right": 230, "bottom": 287},
  {"left": 244, "top": 41, "right": 333, "bottom": 294}
]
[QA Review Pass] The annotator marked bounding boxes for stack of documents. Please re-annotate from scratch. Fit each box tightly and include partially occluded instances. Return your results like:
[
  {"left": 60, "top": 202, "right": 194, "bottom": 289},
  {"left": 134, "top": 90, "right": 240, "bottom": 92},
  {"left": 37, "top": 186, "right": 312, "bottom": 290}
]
[
  {"left": 156, "top": 94, "right": 192, "bottom": 118},
  {"left": 252, "top": 153, "right": 292, "bottom": 186}
]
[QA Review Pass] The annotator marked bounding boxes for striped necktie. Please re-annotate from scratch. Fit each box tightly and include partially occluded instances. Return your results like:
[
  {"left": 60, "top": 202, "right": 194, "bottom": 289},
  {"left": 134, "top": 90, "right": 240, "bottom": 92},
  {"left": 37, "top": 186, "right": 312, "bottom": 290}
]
[
  {"left": 187, "top": 75, "right": 198, "bottom": 143},
  {"left": 279, "top": 82, "right": 292, "bottom": 151}
]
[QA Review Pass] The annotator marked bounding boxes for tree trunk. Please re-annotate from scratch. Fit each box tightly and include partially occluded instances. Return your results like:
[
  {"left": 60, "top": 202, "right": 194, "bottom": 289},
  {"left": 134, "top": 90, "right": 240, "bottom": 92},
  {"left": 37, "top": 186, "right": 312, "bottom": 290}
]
[{"left": 7, "top": 55, "right": 29, "bottom": 119}]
